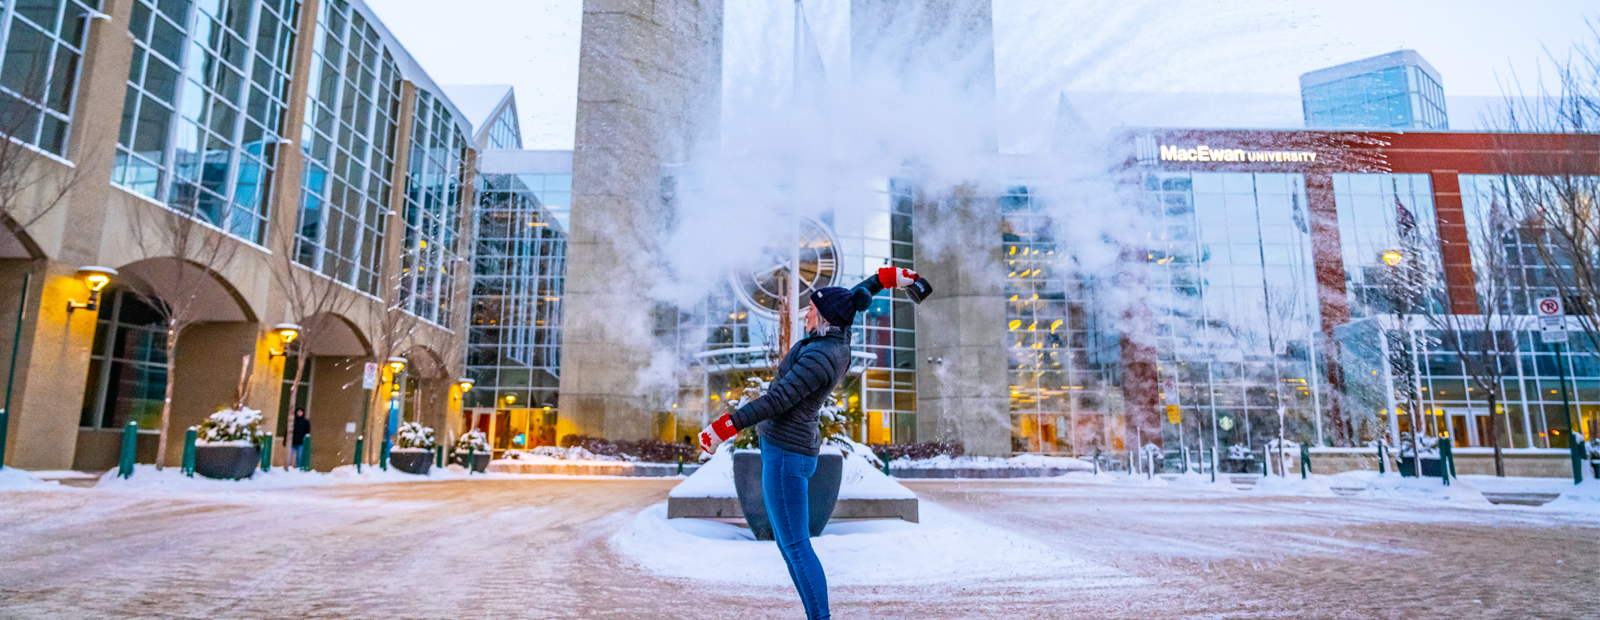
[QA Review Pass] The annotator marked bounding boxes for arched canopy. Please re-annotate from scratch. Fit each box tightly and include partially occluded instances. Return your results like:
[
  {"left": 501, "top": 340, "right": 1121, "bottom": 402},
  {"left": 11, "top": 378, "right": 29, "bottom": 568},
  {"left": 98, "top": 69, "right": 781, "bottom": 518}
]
[
  {"left": 299, "top": 312, "right": 372, "bottom": 357},
  {"left": 115, "top": 257, "right": 257, "bottom": 323},
  {"left": 402, "top": 345, "right": 447, "bottom": 379}
]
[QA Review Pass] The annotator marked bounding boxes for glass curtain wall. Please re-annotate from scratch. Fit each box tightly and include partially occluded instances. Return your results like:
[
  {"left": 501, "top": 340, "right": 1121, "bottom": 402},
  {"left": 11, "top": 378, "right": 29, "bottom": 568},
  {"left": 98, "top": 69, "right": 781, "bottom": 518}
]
[
  {"left": 1145, "top": 172, "right": 1325, "bottom": 453},
  {"left": 113, "top": 0, "right": 297, "bottom": 242},
  {"left": 398, "top": 90, "right": 465, "bottom": 325},
  {"left": 0, "top": 0, "right": 100, "bottom": 155},
  {"left": 1302, "top": 65, "right": 1447, "bottom": 129},
  {"left": 836, "top": 178, "right": 915, "bottom": 444},
  {"left": 465, "top": 174, "right": 565, "bottom": 415},
  {"left": 293, "top": 0, "right": 399, "bottom": 294},
  {"left": 1003, "top": 184, "right": 1116, "bottom": 455}
]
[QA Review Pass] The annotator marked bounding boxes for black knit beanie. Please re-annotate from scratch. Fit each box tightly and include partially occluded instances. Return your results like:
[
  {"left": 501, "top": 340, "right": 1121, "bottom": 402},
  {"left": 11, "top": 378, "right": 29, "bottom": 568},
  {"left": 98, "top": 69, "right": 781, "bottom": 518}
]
[{"left": 809, "top": 286, "right": 855, "bottom": 328}]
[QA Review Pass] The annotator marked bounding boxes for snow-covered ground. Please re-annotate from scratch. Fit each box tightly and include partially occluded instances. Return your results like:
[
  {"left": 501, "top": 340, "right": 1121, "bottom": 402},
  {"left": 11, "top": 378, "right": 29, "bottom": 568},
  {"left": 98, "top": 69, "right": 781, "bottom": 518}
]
[
  {"left": 611, "top": 500, "right": 1134, "bottom": 587},
  {"left": 890, "top": 453, "right": 1095, "bottom": 471}
]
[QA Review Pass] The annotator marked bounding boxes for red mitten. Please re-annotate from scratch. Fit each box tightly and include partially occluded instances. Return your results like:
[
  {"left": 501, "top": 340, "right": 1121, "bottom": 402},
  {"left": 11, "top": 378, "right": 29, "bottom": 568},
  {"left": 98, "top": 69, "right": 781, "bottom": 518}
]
[
  {"left": 698, "top": 414, "right": 738, "bottom": 454},
  {"left": 878, "top": 266, "right": 920, "bottom": 289}
]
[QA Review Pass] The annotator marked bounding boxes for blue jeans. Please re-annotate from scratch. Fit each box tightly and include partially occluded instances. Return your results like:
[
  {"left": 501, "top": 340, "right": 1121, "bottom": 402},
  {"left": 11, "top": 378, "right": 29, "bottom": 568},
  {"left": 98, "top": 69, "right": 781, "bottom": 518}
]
[{"left": 761, "top": 442, "right": 829, "bottom": 620}]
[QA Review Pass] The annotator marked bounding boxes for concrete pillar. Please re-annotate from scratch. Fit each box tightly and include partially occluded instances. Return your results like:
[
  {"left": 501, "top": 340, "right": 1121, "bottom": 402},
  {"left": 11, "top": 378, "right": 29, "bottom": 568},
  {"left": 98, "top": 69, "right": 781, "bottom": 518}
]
[
  {"left": 560, "top": 0, "right": 722, "bottom": 440},
  {"left": 306, "top": 356, "right": 362, "bottom": 471},
  {"left": 1306, "top": 171, "right": 1349, "bottom": 446},
  {"left": 12, "top": 262, "right": 99, "bottom": 470},
  {"left": 914, "top": 185, "right": 1010, "bottom": 456}
]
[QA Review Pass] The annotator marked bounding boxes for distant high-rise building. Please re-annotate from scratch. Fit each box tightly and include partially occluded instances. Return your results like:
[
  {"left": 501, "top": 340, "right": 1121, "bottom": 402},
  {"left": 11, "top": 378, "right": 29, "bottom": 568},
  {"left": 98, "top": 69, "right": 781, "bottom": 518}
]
[{"left": 1300, "top": 50, "right": 1448, "bottom": 129}]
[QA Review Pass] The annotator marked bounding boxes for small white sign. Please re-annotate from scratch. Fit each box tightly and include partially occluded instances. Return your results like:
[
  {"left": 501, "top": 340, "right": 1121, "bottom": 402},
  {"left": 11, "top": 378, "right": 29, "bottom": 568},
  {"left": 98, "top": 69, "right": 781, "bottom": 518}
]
[
  {"left": 362, "top": 362, "right": 379, "bottom": 389},
  {"left": 345, "top": 422, "right": 357, "bottom": 433}
]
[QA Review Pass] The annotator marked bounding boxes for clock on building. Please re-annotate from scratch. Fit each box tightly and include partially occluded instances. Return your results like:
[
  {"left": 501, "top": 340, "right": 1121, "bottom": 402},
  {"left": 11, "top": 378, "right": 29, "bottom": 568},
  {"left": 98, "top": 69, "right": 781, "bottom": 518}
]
[{"left": 732, "top": 218, "right": 838, "bottom": 318}]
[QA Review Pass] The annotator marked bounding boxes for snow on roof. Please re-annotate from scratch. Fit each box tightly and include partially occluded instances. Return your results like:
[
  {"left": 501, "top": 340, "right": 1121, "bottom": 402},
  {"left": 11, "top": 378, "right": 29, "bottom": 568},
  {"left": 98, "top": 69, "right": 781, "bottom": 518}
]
[{"left": 441, "top": 84, "right": 514, "bottom": 131}]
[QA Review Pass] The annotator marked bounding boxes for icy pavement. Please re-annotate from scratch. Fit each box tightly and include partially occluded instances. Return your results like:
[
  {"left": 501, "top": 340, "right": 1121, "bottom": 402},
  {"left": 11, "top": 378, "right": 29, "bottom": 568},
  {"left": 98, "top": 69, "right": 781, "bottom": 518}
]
[{"left": 2, "top": 472, "right": 1597, "bottom": 618}]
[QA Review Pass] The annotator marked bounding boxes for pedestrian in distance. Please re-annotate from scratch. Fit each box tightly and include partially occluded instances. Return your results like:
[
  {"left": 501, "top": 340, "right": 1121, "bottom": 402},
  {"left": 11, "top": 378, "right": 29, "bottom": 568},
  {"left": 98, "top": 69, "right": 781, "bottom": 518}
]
[
  {"left": 289, "top": 408, "right": 310, "bottom": 468},
  {"left": 699, "top": 267, "right": 930, "bottom": 620}
]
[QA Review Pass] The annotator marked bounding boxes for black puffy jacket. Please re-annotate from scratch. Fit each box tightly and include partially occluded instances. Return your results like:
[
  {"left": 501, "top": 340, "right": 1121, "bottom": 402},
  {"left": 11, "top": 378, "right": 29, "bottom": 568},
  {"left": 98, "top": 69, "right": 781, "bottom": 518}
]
[{"left": 730, "top": 326, "right": 852, "bottom": 457}]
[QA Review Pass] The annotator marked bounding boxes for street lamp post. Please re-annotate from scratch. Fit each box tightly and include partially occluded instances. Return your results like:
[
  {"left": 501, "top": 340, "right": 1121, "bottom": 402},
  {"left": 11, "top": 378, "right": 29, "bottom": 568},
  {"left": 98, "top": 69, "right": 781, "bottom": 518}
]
[{"left": 1381, "top": 249, "right": 1426, "bottom": 477}]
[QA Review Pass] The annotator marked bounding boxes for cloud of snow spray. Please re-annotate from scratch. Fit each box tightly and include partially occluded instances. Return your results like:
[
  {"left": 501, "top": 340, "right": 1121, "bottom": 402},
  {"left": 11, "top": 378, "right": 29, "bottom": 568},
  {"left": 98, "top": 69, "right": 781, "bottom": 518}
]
[{"left": 632, "top": 0, "right": 1324, "bottom": 424}]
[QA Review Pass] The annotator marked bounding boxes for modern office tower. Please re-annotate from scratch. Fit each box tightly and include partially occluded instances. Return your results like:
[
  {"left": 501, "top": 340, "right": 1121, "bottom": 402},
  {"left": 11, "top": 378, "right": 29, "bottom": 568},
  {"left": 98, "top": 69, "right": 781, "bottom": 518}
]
[
  {"left": 1300, "top": 50, "right": 1448, "bottom": 129},
  {"left": 560, "top": 0, "right": 724, "bottom": 440}
]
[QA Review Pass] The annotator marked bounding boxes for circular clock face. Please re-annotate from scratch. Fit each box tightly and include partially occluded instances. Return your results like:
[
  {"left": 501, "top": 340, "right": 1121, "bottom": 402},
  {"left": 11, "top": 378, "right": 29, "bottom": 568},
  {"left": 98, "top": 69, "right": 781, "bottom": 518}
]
[{"left": 732, "top": 218, "right": 838, "bottom": 318}]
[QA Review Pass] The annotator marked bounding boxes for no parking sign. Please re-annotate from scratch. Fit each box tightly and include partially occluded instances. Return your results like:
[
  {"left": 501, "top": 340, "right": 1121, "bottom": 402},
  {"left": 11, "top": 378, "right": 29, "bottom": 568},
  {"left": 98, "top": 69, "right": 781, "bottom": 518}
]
[{"left": 1538, "top": 297, "right": 1567, "bottom": 344}]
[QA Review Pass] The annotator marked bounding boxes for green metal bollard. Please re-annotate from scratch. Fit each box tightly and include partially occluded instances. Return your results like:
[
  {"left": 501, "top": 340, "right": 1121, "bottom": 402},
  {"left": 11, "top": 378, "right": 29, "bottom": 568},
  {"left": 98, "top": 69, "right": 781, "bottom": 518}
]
[
  {"left": 117, "top": 421, "right": 138, "bottom": 479},
  {"left": 1093, "top": 447, "right": 1100, "bottom": 475},
  {"left": 355, "top": 435, "right": 364, "bottom": 473},
  {"left": 181, "top": 427, "right": 197, "bottom": 477},
  {"left": 676, "top": 455, "right": 683, "bottom": 475},
  {"left": 1209, "top": 447, "right": 1216, "bottom": 483},
  {"left": 466, "top": 445, "right": 475, "bottom": 475},
  {"left": 1438, "top": 438, "right": 1454, "bottom": 486},
  {"left": 260, "top": 432, "right": 273, "bottom": 471},
  {"left": 1377, "top": 443, "right": 1386, "bottom": 475},
  {"left": 1571, "top": 438, "right": 1587, "bottom": 485},
  {"left": 1300, "top": 444, "right": 1311, "bottom": 479},
  {"left": 1262, "top": 449, "right": 1269, "bottom": 477},
  {"left": 299, "top": 434, "right": 312, "bottom": 471},
  {"left": 435, "top": 445, "right": 443, "bottom": 468}
]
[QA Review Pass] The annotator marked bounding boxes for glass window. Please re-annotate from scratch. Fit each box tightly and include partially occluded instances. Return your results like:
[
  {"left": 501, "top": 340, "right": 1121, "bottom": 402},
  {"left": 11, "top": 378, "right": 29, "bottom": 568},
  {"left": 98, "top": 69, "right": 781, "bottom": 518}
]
[
  {"left": 112, "top": 0, "right": 296, "bottom": 243},
  {"left": 397, "top": 91, "right": 467, "bottom": 325},
  {"left": 292, "top": 0, "right": 397, "bottom": 294},
  {"left": 0, "top": 0, "right": 100, "bottom": 156}
]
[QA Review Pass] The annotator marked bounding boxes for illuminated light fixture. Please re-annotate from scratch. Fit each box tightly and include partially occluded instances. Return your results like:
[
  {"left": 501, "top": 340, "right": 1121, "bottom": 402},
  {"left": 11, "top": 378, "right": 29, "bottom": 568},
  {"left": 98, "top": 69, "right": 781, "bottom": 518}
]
[
  {"left": 458, "top": 377, "right": 475, "bottom": 392},
  {"left": 68, "top": 266, "right": 117, "bottom": 313},
  {"left": 1380, "top": 250, "right": 1403, "bottom": 267},
  {"left": 504, "top": 393, "right": 517, "bottom": 405},
  {"left": 274, "top": 323, "right": 301, "bottom": 344},
  {"left": 387, "top": 356, "right": 408, "bottom": 374}
]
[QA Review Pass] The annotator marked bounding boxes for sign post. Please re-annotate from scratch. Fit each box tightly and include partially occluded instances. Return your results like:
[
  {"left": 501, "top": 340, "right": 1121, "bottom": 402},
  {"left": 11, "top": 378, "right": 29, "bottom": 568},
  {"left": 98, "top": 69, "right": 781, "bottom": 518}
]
[
  {"left": 1537, "top": 297, "right": 1583, "bottom": 484},
  {"left": 359, "top": 362, "right": 378, "bottom": 472}
]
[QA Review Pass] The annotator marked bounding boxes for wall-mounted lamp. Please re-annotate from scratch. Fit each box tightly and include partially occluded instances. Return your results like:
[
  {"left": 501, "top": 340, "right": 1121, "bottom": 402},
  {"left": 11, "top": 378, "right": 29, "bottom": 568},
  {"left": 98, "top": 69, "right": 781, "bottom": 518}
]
[
  {"left": 386, "top": 356, "right": 408, "bottom": 374},
  {"left": 68, "top": 266, "right": 117, "bottom": 313},
  {"left": 275, "top": 323, "right": 301, "bottom": 344},
  {"left": 1380, "top": 249, "right": 1404, "bottom": 267},
  {"left": 458, "top": 377, "right": 474, "bottom": 392},
  {"left": 267, "top": 323, "right": 300, "bottom": 359},
  {"left": 504, "top": 393, "right": 517, "bottom": 405}
]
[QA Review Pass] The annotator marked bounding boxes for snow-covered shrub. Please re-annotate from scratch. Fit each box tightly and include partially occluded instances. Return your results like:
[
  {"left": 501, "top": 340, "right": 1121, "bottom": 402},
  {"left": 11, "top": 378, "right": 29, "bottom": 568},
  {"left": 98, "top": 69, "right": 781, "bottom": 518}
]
[
  {"left": 1587, "top": 437, "right": 1600, "bottom": 460},
  {"left": 1397, "top": 432, "right": 1439, "bottom": 458},
  {"left": 393, "top": 421, "right": 435, "bottom": 450},
  {"left": 1266, "top": 438, "right": 1301, "bottom": 452},
  {"left": 556, "top": 434, "right": 696, "bottom": 462},
  {"left": 1227, "top": 444, "right": 1255, "bottom": 460},
  {"left": 871, "top": 442, "right": 964, "bottom": 462},
  {"left": 196, "top": 407, "right": 264, "bottom": 446},
  {"left": 454, "top": 429, "right": 489, "bottom": 454}
]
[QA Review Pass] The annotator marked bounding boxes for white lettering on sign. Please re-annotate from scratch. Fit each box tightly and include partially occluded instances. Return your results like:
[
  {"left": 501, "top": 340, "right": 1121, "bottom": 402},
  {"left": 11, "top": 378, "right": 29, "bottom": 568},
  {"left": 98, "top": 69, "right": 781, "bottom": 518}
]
[{"left": 1159, "top": 144, "right": 1318, "bottom": 164}]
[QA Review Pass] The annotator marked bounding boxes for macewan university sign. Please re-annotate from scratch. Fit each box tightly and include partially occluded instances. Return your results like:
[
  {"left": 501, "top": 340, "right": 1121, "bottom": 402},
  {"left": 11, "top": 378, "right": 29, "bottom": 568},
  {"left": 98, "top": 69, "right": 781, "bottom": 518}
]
[{"left": 1159, "top": 144, "right": 1318, "bottom": 163}]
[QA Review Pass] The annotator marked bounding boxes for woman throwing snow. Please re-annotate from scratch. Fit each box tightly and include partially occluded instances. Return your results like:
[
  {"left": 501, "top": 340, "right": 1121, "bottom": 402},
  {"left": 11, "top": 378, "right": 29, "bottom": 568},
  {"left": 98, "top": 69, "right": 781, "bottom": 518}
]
[{"left": 699, "top": 267, "right": 930, "bottom": 620}]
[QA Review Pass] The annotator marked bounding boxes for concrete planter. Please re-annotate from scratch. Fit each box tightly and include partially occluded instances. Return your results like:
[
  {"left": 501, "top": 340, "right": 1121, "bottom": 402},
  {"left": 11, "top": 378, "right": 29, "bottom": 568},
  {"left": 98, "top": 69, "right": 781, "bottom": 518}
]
[
  {"left": 390, "top": 449, "right": 433, "bottom": 475},
  {"left": 454, "top": 452, "right": 490, "bottom": 473},
  {"left": 732, "top": 450, "right": 843, "bottom": 541},
  {"left": 1221, "top": 458, "right": 1257, "bottom": 474},
  {"left": 194, "top": 445, "right": 260, "bottom": 480},
  {"left": 1398, "top": 456, "right": 1442, "bottom": 478}
]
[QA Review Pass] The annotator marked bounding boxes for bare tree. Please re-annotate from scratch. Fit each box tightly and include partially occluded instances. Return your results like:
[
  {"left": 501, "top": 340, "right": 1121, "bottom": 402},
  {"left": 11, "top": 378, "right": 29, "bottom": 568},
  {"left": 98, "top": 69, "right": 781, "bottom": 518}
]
[
  {"left": 1496, "top": 20, "right": 1600, "bottom": 355},
  {"left": 1423, "top": 199, "right": 1525, "bottom": 477},
  {"left": 129, "top": 197, "right": 242, "bottom": 469},
  {"left": 270, "top": 252, "right": 358, "bottom": 469}
]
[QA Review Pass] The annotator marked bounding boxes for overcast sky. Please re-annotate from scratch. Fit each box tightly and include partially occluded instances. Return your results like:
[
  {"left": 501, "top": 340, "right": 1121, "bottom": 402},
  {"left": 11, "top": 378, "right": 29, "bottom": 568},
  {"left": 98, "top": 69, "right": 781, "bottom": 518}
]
[{"left": 367, "top": 0, "right": 1596, "bottom": 151}]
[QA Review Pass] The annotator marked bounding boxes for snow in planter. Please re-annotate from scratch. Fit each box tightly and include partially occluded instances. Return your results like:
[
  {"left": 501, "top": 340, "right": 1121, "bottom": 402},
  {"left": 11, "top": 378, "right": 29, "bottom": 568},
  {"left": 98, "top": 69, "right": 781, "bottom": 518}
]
[
  {"left": 393, "top": 421, "right": 435, "bottom": 450},
  {"left": 503, "top": 446, "right": 623, "bottom": 462},
  {"left": 196, "top": 407, "right": 265, "bottom": 446},
  {"left": 1227, "top": 443, "right": 1255, "bottom": 460},
  {"left": 670, "top": 445, "right": 914, "bottom": 501},
  {"left": 454, "top": 429, "right": 489, "bottom": 455},
  {"left": 1398, "top": 432, "right": 1440, "bottom": 458}
]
